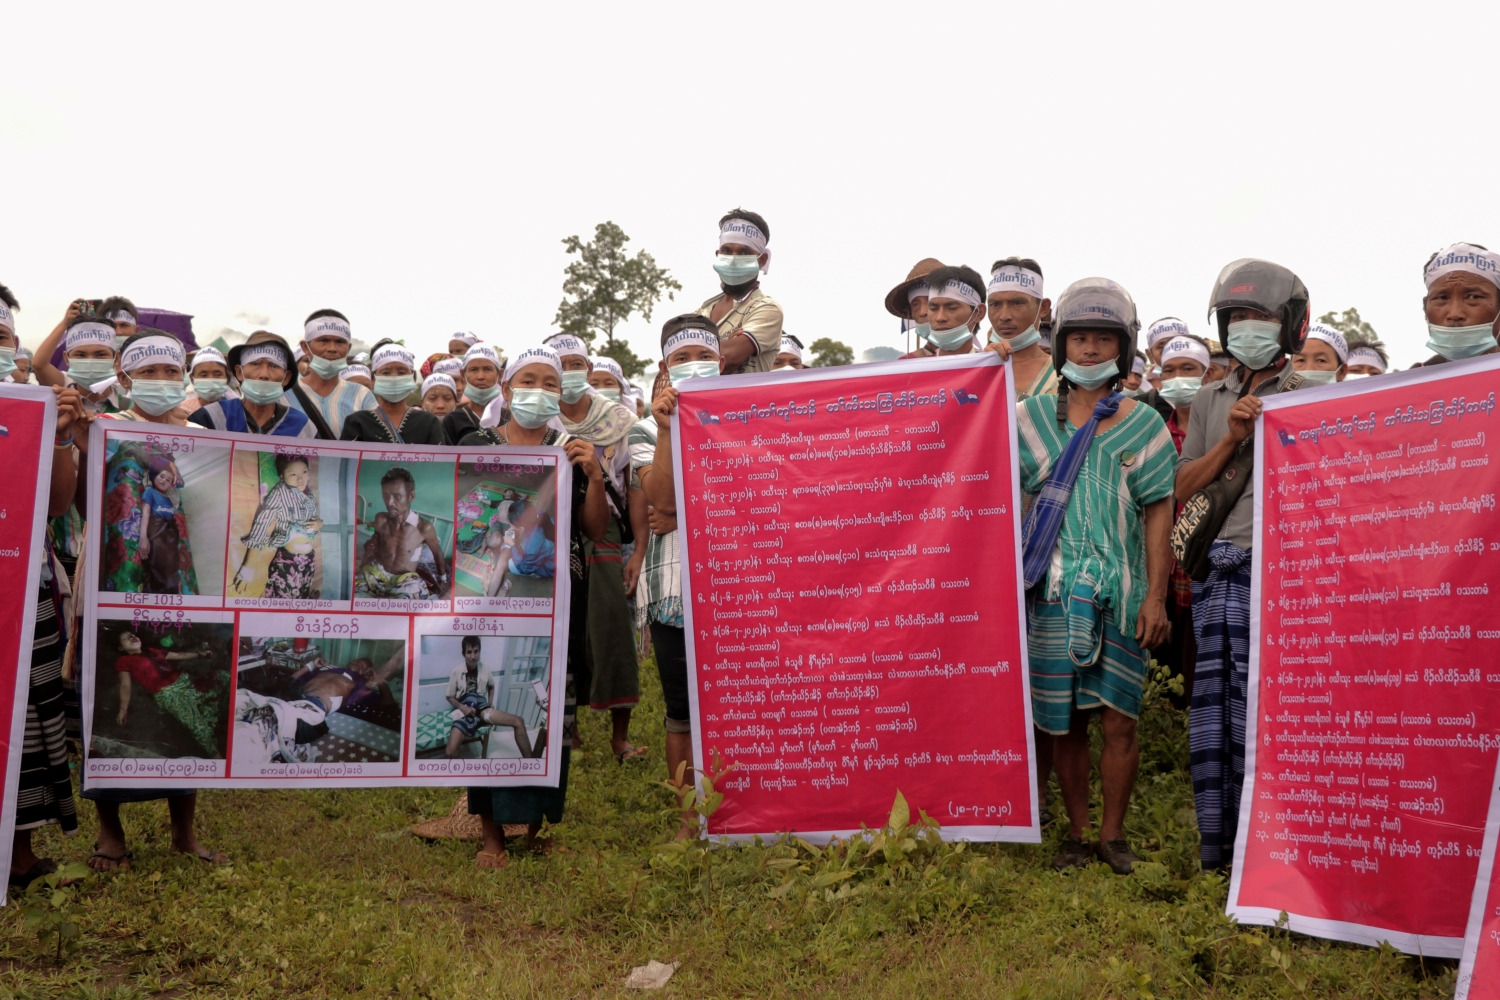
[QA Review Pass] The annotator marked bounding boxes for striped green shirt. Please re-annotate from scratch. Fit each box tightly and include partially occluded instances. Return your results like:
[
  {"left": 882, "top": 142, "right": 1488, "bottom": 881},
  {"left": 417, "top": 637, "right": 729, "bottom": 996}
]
[{"left": 1016, "top": 394, "right": 1177, "bottom": 633}]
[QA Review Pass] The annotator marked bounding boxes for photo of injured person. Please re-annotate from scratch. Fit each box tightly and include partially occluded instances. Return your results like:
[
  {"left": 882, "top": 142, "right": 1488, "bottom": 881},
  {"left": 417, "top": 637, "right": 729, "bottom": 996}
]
[
  {"left": 89, "top": 619, "right": 234, "bottom": 760},
  {"left": 232, "top": 635, "right": 405, "bottom": 767},
  {"left": 413, "top": 634, "right": 552, "bottom": 760},
  {"left": 227, "top": 450, "right": 357, "bottom": 603},
  {"left": 353, "top": 462, "right": 454, "bottom": 603},
  {"left": 452, "top": 460, "right": 559, "bottom": 601}
]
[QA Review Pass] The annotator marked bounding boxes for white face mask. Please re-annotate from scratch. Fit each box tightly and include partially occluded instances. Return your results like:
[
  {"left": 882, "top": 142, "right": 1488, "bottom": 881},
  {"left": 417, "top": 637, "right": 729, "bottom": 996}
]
[
  {"left": 1296, "top": 368, "right": 1339, "bottom": 386},
  {"left": 1158, "top": 376, "right": 1203, "bottom": 407}
]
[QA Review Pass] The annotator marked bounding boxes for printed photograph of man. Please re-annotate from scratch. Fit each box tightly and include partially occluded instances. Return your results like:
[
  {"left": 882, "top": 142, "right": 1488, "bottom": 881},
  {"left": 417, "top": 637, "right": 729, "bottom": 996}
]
[
  {"left": 413, "top": 634, "right": 552, "bottom": 761},
  {"left": 353, "top": 463, "right": 454, "bottom": 601}
]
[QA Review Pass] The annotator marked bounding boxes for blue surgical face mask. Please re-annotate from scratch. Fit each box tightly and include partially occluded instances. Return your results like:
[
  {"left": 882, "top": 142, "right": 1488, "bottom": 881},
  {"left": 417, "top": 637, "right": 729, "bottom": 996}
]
[
  {"left": 130, "top": 377, "right": 188, "bottom": 416},
  {"left": 1158, "top": 375, "right": 1202, "bottom": 407},
  {"left": 1060, "top": 358, "right": 1119, "bottom": 390},
  {"left": 463, "top": 381, "right": 501, "bottom": 406},
  {"left": 374, "top": 375, "right": 417, "bottom": 402},
  {"left": 193, "top": 377, "right": 229, "bottom": 401},
  {"left": 713, "top": 254, "right": 761, "bottom": 286},
  {"left": 989, "top": 325, "right": 1041, "bottom": 351},
  {"left": 668, "top": 360, "right": 720, "bottom": 387},
  {"left": 912, "top": 322, "right": 933, "bottom": 343},
  {"left": 68, "top": 357, "right": 118, "bottom": 386},
  {"left": 240, "top": 378, "right": 287, "bottom": 405},
  {"left": 114, "top": 335, "right": 129, "bottom": 352},
  {"left": 1426, "top": 321, "right": 1498, "bottom": 361},
  {"left": 509, "top": 387, "right": 561, "bottom": 428},
  {"left": 560, "top": 370, "right": 590, "bottom": 404},
  {"left": 1296, "top": 368, "right": 1339, "bottom": 386},
  {"left": 597, "top": 388, "right": 621, "bottom": 403},
  {"left": 308, "top": 354, "right": 348, "bottom": 380},
  {"left": 0, "top": 348, "right": 15, "bottom": 380},
  {"left": 1227, "top": 319, "right": 1284, "bottom": 370},
  {"left": 927, "top": 322, "right": 976, "bottom": 351}
]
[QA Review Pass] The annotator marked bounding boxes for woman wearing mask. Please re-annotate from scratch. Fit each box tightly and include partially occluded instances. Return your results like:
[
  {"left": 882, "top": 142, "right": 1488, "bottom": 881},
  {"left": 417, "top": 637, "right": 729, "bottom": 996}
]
[
  {"left": 442, "top": 343, "right": 503, "bottom": 443},
  {"left": 586, "top": 356, "right": 631, "bottom": 401},
  {"left": 189, "top": 334, "right": 318, "bottom": 438},
  {"left": 181, "top": 347, "right": 236, "bottom": 415},
  {"left": 1290, "top": 323, "right": 1349, "bottom": 384},
  {"left": 339, "top": 344, "right": 446, "bottom": 444},
  {"left": 454, "top": 345, "right": 609, "bottom": 867}
]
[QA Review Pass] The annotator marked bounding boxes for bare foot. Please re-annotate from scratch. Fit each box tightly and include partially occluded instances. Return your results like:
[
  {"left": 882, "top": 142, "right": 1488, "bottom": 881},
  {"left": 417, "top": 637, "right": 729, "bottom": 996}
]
[
  {"left": 89, "top": 837, "right": 133, "bottom": 872},
  {"left": 475, "top": 850, "right": 509, "bottom": 870}
]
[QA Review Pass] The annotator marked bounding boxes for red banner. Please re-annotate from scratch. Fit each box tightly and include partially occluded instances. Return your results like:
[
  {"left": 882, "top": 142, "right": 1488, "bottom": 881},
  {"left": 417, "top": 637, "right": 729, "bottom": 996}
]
[
  {"left": 1229, "top": 356, "right": 1500, "bottom": 955},
  {"left": 672, "top": 354, "right": 1037, "bottom": 842},
  {"left": 1458, "top": 758, "right": 1500, "bottom": 999},
  {"left": 0, "top": 384, "right": 58, "bottom": 898}
]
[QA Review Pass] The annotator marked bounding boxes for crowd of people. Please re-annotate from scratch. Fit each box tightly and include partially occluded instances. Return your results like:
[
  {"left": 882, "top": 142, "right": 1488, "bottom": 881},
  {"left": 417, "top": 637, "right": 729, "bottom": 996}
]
[{"left": 4, "top": 207, "right": 1496, "bottom": 882}]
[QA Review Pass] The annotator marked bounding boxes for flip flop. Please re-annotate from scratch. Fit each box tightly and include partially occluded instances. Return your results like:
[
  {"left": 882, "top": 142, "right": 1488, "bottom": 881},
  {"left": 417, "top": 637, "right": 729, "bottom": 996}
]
[
  {"left": 616, "top": 745, "right": 650, "bottom": 764},
  {"left": 9, "top": 858, "right": 59, "bottom": 888},
  {"left": 87, "top": 848, "right": 133, "bottom": 872},
  {"left": 475, "top": 851, "right": 509, "bottom": 870},
  {"left": 191, "top": 849, "right": 229, "bottom": 865}
]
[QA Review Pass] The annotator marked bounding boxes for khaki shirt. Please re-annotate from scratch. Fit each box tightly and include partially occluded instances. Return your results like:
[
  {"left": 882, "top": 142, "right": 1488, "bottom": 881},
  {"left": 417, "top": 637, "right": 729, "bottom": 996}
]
[{"left": 696, "top": 287, "right": 784, "bottom": 374}]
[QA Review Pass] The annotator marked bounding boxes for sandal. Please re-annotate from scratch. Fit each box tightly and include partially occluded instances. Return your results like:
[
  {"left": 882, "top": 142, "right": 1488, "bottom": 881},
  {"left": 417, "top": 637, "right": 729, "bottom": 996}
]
[
  {"left": 475, "top": 850, "right": 509, "bottom": 870},
  {"left": 88, "top": 848, "right": 133, "bottom": 872},
  {"left": 191, "top": 848, "right": 230, "bottom": 865},
  {"left": 9, "top": 858, "right": 59, "bottom": 888},
  {"left": 616, "top": 745, "right": 650, "bottom": 764}
]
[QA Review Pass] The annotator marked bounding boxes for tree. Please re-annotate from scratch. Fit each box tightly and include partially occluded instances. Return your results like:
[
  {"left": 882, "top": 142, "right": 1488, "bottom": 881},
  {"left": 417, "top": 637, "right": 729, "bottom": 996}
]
[
  {"left": 554, "top": 221, "right": 681, "bottom": 379},
  {"left": 808, "top": 338, "right": 854, "bottom": 368},
  {"left": 1316, "top": 307, "right": 1378, "bottom": 343}
]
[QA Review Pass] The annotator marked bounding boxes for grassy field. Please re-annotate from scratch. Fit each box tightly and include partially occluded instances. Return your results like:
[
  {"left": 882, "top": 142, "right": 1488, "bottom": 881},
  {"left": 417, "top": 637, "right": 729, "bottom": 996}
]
[{"left": 1, "top": 663, "right": 1459, "bottom": 999}]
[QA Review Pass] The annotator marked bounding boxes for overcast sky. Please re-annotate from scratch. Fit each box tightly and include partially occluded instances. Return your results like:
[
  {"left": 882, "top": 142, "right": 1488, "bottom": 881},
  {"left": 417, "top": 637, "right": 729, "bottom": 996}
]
[{"left": 3, "top": 3, "right": 1495, "bottom": 380}]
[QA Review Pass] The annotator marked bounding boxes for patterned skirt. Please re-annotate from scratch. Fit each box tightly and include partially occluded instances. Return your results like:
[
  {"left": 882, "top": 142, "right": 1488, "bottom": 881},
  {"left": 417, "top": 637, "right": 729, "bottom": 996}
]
[
  {"left": 1189, "top": 540, "right": 1252, "bottom": 868},
  {"left": 15, "top": 584, "right": 79, "bottom": 835},
  {"left": 264, "top": 547, "right": 317, "bottom": 599},
  {"left": 1026, "top": 585, "right": 1147, "bottom": 737}
]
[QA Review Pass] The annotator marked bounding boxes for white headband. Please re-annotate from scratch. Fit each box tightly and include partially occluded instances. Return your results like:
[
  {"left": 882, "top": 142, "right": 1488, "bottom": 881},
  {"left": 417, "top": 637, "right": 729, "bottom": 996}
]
[
  {"left": 907, "top": 284, "right": 930, "bottom": 303},
  {"left": 778, "top": 337, "right": 803, "bottom": 361},
  {"left": 304, "top": 316, "right": 351, "bottom": 342},
  {"left": 293, "top": 345, "right": 305, "bottom": 361},
  {"left": 503, "top": 346, "right": 563, "bottom": 383},
  {"left": 1303, "top": 323, "right": 1349, "bottom": 363},
  {"left": 65, "top": 320, "right": 117, "bottom": 354},
  {"left": 1424, "top": 243, "right": 1500, "bottom": 290},
  {"left": 545, "top": 334, "right": 589, "bottom": 360},
  {"left": 1159, "top": 336, "right": 1210, "bottom": 369},
  {"left": 433, "top": 357, "right": 465, "bottom": 377},
  {"left": 15, "top": 347, "right": 29, "bottom": 360},
  {"left": 240, "top": 343, "right": 290, "bottom": 370},
  {"left": 928, "top": 278, "right": 983, "bottom": 308},
  {"left": 0, "top": 300, "right": 13, "bottom": 333},
  {"left": 422, "top": 373, "right": 457, "bottom": 397},
  {"left": 987, "top": 265, "right": 1043, "bottom": 300},
  {"left": 119, "top": 335, "right": 185, "bottom": 372},
  {"left": 449, "top": 331, "right": 478, "bottom": 346},
  {"left": 590, "top": 356, "right": 626, "bottom": 382},
  {"left": 1147, "top": 318, "right": 1191, "bottom": 348},
  {"left": 663, "top": 328, "right": 721, "bottom": 359},
  {"left": 340, "top": 365, "right": 371, "bottom": 380},
  {"left": 718, "top": 218, "right": 770, "bottom": 273},
  {"left": 191, "top": 347, "right": 227, "bottom": 372},
  {"left": 1346, "top": 347, "right": 1386, "bottom": 372},
  {"left": 109, "top": 310, "right": 137, "bottom": 326},
  {"left": 462, "top": 343, "right": 501, "bottom": 371},
  {"left": 371, "top": 344, "right": 415, "bottom": 372},
  {"left": 1131, "top": 356, "right": 1146, "bottom": 375}
]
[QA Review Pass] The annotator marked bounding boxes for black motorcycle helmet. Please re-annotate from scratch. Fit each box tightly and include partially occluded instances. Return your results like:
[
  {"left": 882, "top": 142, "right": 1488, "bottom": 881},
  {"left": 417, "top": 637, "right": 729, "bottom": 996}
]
[
  {"left": 1050, "top": 277, "right": 1141, "bottom": 382},
  {"left": 1207, "top": 258, "right": 1310, "bottom": 368}
]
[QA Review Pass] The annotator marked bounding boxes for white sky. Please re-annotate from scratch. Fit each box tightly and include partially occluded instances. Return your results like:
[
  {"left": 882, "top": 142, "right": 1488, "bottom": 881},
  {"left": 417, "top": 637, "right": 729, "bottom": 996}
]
[{"left": 4, "top": 3, "right": 1496, "bottom": 379}]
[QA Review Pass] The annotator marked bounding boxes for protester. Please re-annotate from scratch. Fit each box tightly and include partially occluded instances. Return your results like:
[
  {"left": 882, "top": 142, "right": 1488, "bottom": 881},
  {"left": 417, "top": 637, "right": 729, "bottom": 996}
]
[
  {"left": 448, "top": 331, "right": 478, "bottom": 356},
  {"left": 433, "top": 355, "right": 465, "bottom": 392},
  {"left": 886, "top": 258, "right": 944, "bottom": 357},
  {"left": 340, "top": 344, "right": 446, "bottom": 443},
  {"left": 1176, "top": 258, "right": 1309, "bottom": 871},
  {"left": 442, "top": 342, "right": 503, "bottom": 442},
  {"left": 420, "top": 373, "right": 459, "bottom": 417},
  {"left": 189, "top": 333, "right": 318, "bottom": 437},
  {"left": 586, "top": 356, "right": 630, "bottom": 401},
  {"left": 771, "top": 336, "right": 806, "bottom": 370},
  {"left": 340, "top": 364, "right": 373, "bottom": 389},
  {"left": 182, "top": 346, "right": 235, "bottom": 415},
  {"left": 1121, "top": 354, "right": 1146, "bottom": 394},
  {"left": 908, "top": 265, "right": 986, "bottom": 357},
  {"left": 288, "top": 310, "right": 375, "bottom": 437},
  {"left": 983, "top": 258, "right": 1055, "bottom": 397},
  {"left": 697, "top": 209, "right": 784, "bottom": 373},
  {"left": 543, "top": 334, "right": 645, "bottom": 761},
  {"left": 1144, "top": 317, "right": 1191, "bottom": 366},
  {"left": 294, "top": 345, "right": 311, "bottom": 380},
  {"left": 1420, "top": 242, "right": 1500, "bottom": 364},
  {"left": 1016, "top": 277, "right": 1174, "bottom": 874},
  {"left": 455, "top": 344, "right": 608, "bottom": 866},
  {"left": 0, "top": 289, "right": 18, "bottom": 382},
  {"left": 1291, "top": 322, "right": 1349, "bottom": 384},
  {"left": 99, "top": 296, "right": 139, "bottom": 351},
  {"left": 32, "top": 309, "right": 133, "bottom": 414},
  {"left": 1344, "top": 333, "right": 1389, "bottom": 378},
  {"left": 1205, "top": 339, "right": 1230, "bottom": 384}
]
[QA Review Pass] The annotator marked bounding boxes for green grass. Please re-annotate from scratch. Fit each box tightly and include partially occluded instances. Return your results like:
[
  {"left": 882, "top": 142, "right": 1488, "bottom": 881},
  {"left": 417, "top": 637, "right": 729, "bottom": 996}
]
[{"left": 1, "top": 663, "right": 1459, "bottom": 998}]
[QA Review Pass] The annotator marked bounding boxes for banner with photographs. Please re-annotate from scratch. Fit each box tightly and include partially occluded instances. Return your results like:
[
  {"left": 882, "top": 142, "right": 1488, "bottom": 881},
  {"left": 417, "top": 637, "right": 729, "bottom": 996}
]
[
  {"left": 79, "top": 422, "right": 572, "bottom": 788},
  {"left": 0, "top": 384, "right": 59, "bottom": 896}
]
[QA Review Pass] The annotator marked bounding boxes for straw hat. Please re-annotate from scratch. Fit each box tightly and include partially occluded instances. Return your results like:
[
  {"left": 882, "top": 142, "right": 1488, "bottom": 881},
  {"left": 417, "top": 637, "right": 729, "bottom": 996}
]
[
  {"left": 411, "top": 795, "right": 527, "bottom": 841},
  {"left": 884, "top": 258, "right": 945, "bottom": 319}
]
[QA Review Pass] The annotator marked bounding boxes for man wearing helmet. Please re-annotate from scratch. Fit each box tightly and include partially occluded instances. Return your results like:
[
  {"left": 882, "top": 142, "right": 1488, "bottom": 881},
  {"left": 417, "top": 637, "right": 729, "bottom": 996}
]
[
  {"left": 1015, "top": 277, "right": 1176, "bottom": 874},
  {"left": 1174, "top": 258, "right": 1309, "bottom": 872}
]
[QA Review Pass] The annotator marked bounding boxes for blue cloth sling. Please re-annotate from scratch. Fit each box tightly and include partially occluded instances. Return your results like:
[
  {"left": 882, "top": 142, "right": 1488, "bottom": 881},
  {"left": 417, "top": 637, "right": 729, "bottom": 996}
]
[{"left": 1019, "top": 392, "right": 1122, "bottom": 591}]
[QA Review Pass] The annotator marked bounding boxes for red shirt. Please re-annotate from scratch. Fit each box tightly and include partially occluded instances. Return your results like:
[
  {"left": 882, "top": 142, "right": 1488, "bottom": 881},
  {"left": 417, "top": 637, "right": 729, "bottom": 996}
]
[{"left": 115, "top": 648, "right": 179, "bottom": 694}]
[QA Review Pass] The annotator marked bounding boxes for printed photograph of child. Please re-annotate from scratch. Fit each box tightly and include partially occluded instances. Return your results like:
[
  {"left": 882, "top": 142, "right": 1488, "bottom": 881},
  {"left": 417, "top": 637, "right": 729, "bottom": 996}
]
[
  {"left": 232, "top": 636, "right": 405, "bottom": 766},
  {"left": 353, "top": 463, "right": 454, "bottom": 601},
  {"left": 227, "top": 450, "right": 357, "bottom": 602},
  {"left": 412, "top": 634, "right": 552, "bottom": 760},
  {"left": 89, "top": 619, "right": 234, "bottom": 760},
  {"left": 99, "top": 438, "right": 231, "bottom": 596},
  {"left": 452, "top": 460, "right": 559, "bottom": 601}
]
